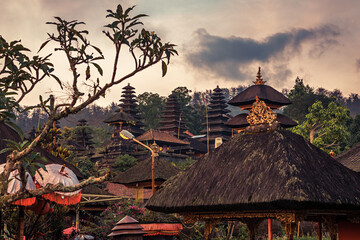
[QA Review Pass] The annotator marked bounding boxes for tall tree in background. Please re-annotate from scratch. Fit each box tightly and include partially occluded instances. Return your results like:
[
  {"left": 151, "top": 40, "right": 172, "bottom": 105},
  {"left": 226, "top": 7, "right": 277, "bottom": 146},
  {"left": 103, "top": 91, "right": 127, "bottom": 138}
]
[
  {"left": 137, "top": 92, "right": 165, "bottom": 130},
  {"left": 0, "top": 3, "right": 177, "bottom": 207},
  {"left": 283, "top": 77, "right": 335, "bottom": 123},
  {"left": 292, "top": 101, "right": 350, "bottom": 153},
  {"left": 173, "top": 86, "right": 205, "bottom": 135}
]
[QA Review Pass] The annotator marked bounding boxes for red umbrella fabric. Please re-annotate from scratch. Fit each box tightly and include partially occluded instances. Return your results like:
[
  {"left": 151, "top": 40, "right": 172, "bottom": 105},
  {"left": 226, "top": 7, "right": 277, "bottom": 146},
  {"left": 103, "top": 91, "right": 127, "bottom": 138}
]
[
  {"left": 63, "top": 226, "right": 76, "bottom": 235},
  {"left": 34, "top": 164, "right": 81, "bottom": 205},
  {"left": 0, "top": 163, "right": 36, "bottom": 206}
]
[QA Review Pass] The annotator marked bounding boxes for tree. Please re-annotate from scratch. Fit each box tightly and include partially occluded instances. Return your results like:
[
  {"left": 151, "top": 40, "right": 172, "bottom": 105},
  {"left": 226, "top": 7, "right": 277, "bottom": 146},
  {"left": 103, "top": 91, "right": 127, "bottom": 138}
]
[
  {"left": 172, "top": 86, "right": 206, "bottom": 135},
  {"left": 292, "top": 101, "right": 350, "bottom": 153},
  {"left": 283, "top": 77, "right": 335, "bottom": 123},
  {"left": 137, "top": 92, "right": 165, "bottom": 130},
  {"left": 0, "top": 3, "right": 176, "bottom": 207},
  {"left": 114, "top": 154, "right": 138, "bottom": 172}
]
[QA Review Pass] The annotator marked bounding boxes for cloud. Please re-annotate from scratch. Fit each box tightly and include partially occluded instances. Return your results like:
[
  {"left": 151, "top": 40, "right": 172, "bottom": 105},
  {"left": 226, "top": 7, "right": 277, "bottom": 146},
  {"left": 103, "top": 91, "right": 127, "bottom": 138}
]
[{"left": 186, "top": 25, "right": 340, "bottom": 83}]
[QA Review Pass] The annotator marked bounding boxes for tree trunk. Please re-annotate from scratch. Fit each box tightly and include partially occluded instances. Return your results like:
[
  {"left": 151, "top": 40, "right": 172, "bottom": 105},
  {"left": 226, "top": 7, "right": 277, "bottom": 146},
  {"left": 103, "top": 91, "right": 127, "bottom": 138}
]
[{"left": 17, "top": 206, "right": 24, "bottom": 240}]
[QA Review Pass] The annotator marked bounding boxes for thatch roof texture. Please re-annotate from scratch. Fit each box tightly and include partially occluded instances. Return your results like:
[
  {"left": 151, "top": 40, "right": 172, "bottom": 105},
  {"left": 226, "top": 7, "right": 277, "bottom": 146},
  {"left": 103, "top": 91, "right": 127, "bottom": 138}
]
[
  {"left": 336, "top": 142, "right": 360, "bottom": 172},
  {"left": 228, "top": 84, "right": 291, "bottom": 108},
  {"left": 113, "top": 157, "right": 181, "bottom": 184},
  {"left": 108, "top": 215, "right": 146, "bottom": 237},
  {"left": 0, "top": 122, "right": 83, "bottom": 178},
  {"left": 104, "top": 110, "right": 137, "bottom": 124},
  {"left": 137, "top": 129, "right": 190, "bottom": 146},
  {"left": 146, "top": 130, "right": 360, "bottom": 213}
]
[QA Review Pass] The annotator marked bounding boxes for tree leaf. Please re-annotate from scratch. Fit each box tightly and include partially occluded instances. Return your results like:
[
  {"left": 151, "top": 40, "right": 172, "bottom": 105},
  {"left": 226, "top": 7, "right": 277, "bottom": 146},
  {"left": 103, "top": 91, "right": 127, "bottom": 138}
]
[
  {"left": 50, "top": 74, "right": 63, "bottom": 89},
  {"left": 37, "top": 40, "right": 50, "bottom": 53},
  {"left": 161, "top": 60, "right": 167, "bottom": 77},
  {"left": 91, "top": 62, "right": 103, "bottom": 76},
  {"left": 86, "top": 65, "right": 90, "bottom": 80}
]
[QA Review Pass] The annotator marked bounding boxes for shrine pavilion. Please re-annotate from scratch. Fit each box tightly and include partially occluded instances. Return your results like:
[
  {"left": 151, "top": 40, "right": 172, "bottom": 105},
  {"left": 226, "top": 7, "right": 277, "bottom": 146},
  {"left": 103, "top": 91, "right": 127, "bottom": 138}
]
[
  {"left": 146, "top": 69, "right": 360, "bottom": 240},
  {"left": 113, "top": 157, "right": 181, "bottom": 201},
  {"left": 226, "top": 67, "right": 296, "bottom": 132}
]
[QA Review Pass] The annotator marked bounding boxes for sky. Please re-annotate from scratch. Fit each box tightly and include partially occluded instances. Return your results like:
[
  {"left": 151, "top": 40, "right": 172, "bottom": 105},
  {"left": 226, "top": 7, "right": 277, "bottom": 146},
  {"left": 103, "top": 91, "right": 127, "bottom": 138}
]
[{"left": 1, "top": 0, "right": 360, "bottom": 106}]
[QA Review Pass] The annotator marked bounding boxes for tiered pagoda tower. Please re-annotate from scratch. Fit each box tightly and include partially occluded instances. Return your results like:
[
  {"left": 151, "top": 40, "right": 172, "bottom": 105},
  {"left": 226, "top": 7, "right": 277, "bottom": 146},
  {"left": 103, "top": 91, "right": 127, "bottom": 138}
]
[
  {"left": 226, "top": 67, "right": 297, "bottom": 132},
  {"left": 74, "top": 119, "right": 94, "bottom": 150},
  {"left": 119, "top": 83, "right": 144, "bottom": 137},
  {"left": 199, "top": 86, "right": 232, "bottom": 151},
  {"left": 158, "top": 92, "right": 187, "bottom": 139}
]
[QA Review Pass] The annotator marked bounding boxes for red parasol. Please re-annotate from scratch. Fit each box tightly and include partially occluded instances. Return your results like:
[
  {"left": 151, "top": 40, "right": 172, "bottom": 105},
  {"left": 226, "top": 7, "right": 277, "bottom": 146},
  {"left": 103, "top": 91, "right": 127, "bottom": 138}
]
[
  {"left": 34, "top": 164, "right": 81, "bottom": 205},
  {"left": 63, "top": 226, "right": 76, "bottom": 235},
  {"left": 0, "top": 164, "right": 36, "bottom": 206}
]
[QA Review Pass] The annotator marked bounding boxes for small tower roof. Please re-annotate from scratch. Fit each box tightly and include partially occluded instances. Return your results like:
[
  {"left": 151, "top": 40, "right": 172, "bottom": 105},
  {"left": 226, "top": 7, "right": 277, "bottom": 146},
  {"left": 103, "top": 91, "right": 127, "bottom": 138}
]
[
  {"left": 228, "top": 68, "right": 291, "bottom": 108},
  {"left": 104, "top": 110, "right": 137, "bottom": 124}
]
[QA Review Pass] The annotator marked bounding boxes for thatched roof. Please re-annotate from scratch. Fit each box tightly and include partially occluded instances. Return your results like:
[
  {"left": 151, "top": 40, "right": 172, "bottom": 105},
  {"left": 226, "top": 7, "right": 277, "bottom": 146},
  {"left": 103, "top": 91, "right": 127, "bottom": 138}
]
[
  {"left": 228, "top": 85, "right": 291, "bottom": 107},
  {"left": 104, "top": 110, "right": 137, "bottom": 124},
  {"left": 81, "top": 184, "right": 113, "bottom": 195},
  {"left": 336, "top": 142, "right": 360, "bottom": 172},
  {"left": 0, "top": 122, "right": 83, "bottom": 178},
  {"left": 146, "top": 130, "right": 360, "bottom": 213},
  {"left": 137, "top": 129, "right": 190, "bottom": 146},
  {"left": 113, "top": 157, "right": 181, "bottom": 184},
  {"left": 226, "top": 113, "right": 297, "bottom": 129}
]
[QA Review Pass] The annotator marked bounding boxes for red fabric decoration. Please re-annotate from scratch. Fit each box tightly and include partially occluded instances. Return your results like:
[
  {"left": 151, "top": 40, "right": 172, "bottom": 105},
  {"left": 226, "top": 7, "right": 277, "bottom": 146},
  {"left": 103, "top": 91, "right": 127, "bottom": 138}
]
[
  {"left": 41, "top": 192, "right": 81, "bottom": 205},
  {"left": 141, "top": 223, "right": 183, "bottom": 236},
  {"left": 12, "top": 198, "right": 36, "bottom": 206}
]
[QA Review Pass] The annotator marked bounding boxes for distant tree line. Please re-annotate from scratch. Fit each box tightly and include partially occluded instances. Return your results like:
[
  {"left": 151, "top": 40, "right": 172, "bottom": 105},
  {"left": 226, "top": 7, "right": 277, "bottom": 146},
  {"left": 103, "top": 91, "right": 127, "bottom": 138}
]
[{"left": 14, "top": 78, "right": 360, "bottom": 154}]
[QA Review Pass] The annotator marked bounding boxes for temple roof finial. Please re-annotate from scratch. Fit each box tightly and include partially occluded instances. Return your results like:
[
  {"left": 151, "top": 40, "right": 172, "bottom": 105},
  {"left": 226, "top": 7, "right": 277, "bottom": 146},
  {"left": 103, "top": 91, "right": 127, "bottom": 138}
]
[{"left": 253, "top": 67, "right": 266, "bottom": 85}]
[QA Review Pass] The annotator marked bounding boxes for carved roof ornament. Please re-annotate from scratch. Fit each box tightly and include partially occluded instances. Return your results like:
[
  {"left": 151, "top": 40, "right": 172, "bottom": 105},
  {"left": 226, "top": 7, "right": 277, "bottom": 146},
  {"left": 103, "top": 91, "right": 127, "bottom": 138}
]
[
  {"left": 246, "top": 96, "right": 277, "bottom": 125},
  {"left": 253, "top": 67, "right": 266, "bottom": 85},
  {"left": 329, "top": 150, "right": 336, "bottom": 158}
]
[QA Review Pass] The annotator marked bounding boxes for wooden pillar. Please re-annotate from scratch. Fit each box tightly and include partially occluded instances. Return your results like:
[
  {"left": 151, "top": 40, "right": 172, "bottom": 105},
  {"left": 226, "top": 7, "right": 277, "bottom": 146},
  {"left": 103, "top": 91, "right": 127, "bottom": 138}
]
[
  {"left": 204, "top": 219, "right": 217, "bottom": 240},
  {"left": 281, "top": 221, "right": 295, "bottom": 240},
  {"left": 323, "top": 216, "right": 337, "bottom": 240},
  {"left": 268, "top": 219, "right": 273, "bottom": 240},
  {"left": 75, "top": 204, "right": 80, "bottom": 231},
  {"left": 242, "top": 218, "right": 263, "bottom": 240},
  {"left": 318, "top": 221, "right": 322, "bottom": 240}
]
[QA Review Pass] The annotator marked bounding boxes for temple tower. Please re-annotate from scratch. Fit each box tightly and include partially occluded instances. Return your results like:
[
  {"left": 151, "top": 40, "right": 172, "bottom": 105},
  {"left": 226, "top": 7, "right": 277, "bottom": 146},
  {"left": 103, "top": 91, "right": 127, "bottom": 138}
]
[
  {"left": 158, "top": 92, "right": 187, "bottom": 139},
  {"left": 200, "top": 86, "right": 232, "bottom": 150},
  {"left": 118, "top": 83, "right": 144, "bottom": 137}
]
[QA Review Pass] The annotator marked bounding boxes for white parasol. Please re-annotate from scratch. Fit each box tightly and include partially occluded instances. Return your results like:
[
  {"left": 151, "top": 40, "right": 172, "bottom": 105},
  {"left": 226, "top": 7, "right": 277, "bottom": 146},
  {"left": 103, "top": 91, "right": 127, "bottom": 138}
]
[{"left": 34, "top": 164, "right": 81, "bottom": 205}]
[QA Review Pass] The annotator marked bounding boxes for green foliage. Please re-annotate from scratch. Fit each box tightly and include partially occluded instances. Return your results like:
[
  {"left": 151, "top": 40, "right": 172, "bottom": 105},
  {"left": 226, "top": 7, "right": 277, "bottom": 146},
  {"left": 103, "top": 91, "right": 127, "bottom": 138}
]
[
  {"left": 61, "top": 125, "right": 110, "bottom": 149},
  {"left": 175, "top": 158, "right": 197, "bottom": 171},
  {"left": 0, "top": 90, "right": 19, "bottom": 122},
  {"left": 114, "top": 154, "right": 138, "bottom": 172},
  {"left": 172, "top": 86, "right": 206, "bottom": 135},
  {"left": 84, "top": 198, "right": 146, "bottom": 238},
  {"left": 291, "top": 101, "right": 350, "bottom": 153},
  {"left": 137, "top": 92, "right": 165, "bottom": 130},
  {"left": 73, "top": 156, "right": 95, "bottom": 178},
  {"left": 283, "top": 77, "right": 336, "bottom": 123},
  {"left": 2, "top": 204, "right": 69, "bottom": 239}
]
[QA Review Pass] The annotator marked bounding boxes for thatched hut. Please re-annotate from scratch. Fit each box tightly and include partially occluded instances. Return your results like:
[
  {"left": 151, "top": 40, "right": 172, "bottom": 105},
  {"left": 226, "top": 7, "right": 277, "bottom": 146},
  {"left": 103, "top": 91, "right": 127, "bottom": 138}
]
[
  {"left": 336, "top": 142, "right": 360, "bottom": 172},
  {"left": 146, "top": 129, "right": 360, "bottom": 239},
  {"left": 146, "top": 69, "right": 360, "bottom": 240},
  {"left": 113, "top": 157, "right": 180, "bottom": 202}
]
